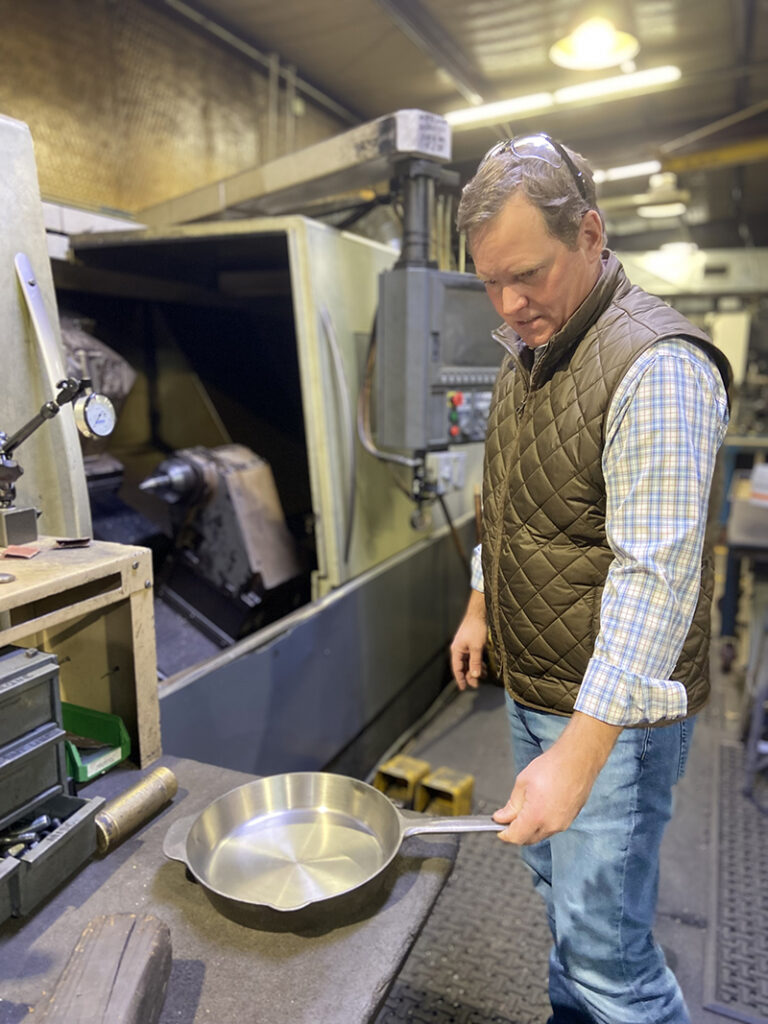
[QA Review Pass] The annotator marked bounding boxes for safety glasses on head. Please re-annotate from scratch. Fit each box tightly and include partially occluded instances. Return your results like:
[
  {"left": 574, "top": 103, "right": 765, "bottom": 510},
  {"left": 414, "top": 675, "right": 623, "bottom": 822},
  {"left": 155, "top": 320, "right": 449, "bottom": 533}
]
[{"left": 481, "top": 133, "right": 589, "bottom": 203}]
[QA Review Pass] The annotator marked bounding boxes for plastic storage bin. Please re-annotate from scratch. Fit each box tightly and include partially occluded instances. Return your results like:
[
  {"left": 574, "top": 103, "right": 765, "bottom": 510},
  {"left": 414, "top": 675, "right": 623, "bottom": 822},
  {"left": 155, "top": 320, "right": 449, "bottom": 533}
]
[{"left": 62, "top": 703, "right": 131, "bottom": 782}]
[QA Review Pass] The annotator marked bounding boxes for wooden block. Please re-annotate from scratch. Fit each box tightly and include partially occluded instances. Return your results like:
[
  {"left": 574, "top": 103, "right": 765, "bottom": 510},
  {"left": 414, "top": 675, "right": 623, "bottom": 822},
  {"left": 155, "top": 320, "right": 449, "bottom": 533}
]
[
  {"left": 36, "top": 913, "right": 172, "bottom": 1024},
  {"left": 372, "top": 754, "right": 431, "bottom": 807},
  {"left": 414, "top": 766, "right": 475, "bottom": 816}
]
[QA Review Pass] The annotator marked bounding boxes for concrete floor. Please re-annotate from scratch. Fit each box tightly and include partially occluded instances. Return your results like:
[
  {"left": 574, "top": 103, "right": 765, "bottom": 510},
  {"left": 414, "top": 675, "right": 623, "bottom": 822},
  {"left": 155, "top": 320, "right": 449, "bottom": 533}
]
[{"left": 378, "top": 654, "right": 763, "bottom": 1024}]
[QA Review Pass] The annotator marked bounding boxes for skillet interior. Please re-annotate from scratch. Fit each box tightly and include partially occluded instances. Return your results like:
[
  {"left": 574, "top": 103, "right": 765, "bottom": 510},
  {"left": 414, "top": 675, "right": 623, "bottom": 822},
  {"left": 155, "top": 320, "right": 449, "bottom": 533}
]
[{"left": 185, "top": 772, "right": 403, "bottom": 911}]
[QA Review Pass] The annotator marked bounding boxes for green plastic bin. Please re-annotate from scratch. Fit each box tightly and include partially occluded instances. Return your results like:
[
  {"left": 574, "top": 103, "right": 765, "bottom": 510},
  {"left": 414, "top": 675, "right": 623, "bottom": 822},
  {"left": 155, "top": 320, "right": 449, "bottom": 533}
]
[{"left": 61, "top": 703, "right": 131, "bottom": 782}]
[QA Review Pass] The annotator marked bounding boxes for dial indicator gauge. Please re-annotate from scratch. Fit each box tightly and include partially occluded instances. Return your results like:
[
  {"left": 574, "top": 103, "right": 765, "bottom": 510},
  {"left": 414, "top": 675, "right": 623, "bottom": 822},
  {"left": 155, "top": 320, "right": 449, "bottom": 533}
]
[{"left": 74, "top": 393, "right": 117, "bottom": 439}]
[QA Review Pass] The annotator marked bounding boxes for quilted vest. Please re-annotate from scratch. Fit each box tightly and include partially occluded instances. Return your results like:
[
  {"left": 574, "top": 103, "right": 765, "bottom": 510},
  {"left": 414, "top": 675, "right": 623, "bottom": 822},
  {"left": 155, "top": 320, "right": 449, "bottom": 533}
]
[{"left": 482, "top": 251, "right": 730, "bottom": 719}]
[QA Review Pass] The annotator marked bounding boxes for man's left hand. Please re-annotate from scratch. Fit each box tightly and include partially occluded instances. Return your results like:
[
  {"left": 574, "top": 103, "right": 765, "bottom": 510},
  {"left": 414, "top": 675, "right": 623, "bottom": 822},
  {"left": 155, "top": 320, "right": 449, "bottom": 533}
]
[{"left": 493, "top": 712, "right": 622, "bottom": 845}]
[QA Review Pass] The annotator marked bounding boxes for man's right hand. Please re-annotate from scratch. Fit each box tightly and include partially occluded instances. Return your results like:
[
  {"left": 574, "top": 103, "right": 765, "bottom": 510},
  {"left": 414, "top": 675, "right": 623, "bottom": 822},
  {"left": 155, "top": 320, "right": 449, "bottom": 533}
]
[{"left": 450, "top": 589, "right": 487, "bottom": 690}]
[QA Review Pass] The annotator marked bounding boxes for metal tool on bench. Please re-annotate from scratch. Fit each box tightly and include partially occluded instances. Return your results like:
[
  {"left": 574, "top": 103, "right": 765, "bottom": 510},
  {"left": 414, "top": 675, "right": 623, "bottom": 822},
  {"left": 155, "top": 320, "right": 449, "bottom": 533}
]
[
  {"left": 95, "top": 766, "right": 178, "bottom": 854},
  {"left": 0, "top": 376, "right": 116, "bottom": 546}
]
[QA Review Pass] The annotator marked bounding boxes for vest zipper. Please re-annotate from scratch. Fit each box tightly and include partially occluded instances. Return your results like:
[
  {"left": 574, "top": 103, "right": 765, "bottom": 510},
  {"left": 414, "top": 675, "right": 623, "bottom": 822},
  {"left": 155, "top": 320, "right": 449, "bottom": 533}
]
[{"left": 516, "top": 375, "right": 532, "bottom": 419}]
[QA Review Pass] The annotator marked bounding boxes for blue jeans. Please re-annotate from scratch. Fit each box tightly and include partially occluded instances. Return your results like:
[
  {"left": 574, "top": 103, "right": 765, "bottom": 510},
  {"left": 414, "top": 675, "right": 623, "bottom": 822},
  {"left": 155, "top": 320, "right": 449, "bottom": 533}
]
[{"left": 505, "top": 695, "right": 694, "bottom": 1024}]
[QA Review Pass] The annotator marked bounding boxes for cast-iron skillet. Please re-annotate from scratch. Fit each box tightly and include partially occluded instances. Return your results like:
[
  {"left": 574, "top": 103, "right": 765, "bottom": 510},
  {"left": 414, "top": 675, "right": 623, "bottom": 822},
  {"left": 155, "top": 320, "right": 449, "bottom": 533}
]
[{"left": 164, "top": 771, "right": 503, "bottom": 928}]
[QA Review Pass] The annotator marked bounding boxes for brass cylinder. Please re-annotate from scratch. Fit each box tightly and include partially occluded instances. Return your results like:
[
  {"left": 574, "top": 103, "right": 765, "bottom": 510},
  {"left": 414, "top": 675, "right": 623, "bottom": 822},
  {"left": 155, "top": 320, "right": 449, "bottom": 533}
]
[{"left": 95, "top": 766, "right": 178, "bottom": 854}]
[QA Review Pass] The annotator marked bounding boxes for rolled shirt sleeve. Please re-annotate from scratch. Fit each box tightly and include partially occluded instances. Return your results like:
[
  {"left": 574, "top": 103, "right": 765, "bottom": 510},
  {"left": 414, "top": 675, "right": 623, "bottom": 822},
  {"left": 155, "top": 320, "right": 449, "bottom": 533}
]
[
  {"left": 471, "top": 543, "right": 484, "bottom": 592},
  {"left": 574, "top": 339, "right": 729, "bottom": 726}
]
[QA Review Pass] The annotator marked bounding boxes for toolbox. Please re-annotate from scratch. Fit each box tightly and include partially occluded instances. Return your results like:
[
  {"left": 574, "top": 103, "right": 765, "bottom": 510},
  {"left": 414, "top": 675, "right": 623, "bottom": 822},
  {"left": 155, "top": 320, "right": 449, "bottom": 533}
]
[
  {"left": 0, "top": 855, "right": 19, "bottom": 925},
  {"left": 0, "top": 723, "right": 68, "bottom": 833},
  {"left": 0, "top": 644, "right": 111, "bottom": 923},
  {"left": 0, "top": 646, "right": 61, "bottom": 748},
  {"left": 7, "top": 792, "right": 105, "bottom": 917}
]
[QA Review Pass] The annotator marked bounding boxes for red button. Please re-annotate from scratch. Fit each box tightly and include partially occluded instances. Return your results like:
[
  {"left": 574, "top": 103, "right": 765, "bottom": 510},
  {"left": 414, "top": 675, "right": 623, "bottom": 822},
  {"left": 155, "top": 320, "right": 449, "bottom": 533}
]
[
  {"left": 449, "top": 424, "right": 460, "bottom": 437},
  {"left": 451, "top": 392, "right": 464, "bottom": 407}
]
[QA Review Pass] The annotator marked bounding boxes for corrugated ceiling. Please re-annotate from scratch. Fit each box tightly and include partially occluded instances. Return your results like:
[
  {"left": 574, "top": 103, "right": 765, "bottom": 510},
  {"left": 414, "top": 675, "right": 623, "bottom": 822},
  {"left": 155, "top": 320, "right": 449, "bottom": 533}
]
[{"left": 152, "top": 0, "right": 768, "bottom": 242}]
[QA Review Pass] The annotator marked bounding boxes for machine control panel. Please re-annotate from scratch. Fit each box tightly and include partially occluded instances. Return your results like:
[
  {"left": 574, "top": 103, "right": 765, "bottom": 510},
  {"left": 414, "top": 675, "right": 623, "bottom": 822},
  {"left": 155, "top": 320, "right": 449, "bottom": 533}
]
[
  {"left": 445, "top": 390, "right": 492, "bottom": 442},
  {"left": 376, "top": 265, "right": 502, "bottom": 451},
  {"left": 438, "top": 369, "right": 497, "bottom": 387}
]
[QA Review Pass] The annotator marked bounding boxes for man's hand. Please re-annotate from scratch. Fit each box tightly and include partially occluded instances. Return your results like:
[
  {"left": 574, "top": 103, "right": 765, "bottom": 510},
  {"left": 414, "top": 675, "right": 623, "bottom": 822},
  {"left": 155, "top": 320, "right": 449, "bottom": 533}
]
[
  {"left": 494, "top": 712, "right": 622, "bottom": 844},
  {"left": 450, "top": 590, "right": 487, "bottom": 690}
]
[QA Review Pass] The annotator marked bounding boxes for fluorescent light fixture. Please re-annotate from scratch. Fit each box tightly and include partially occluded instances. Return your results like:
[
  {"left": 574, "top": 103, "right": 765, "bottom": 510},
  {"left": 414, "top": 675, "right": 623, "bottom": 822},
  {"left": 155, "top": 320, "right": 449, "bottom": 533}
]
[
  {"left": 550, "top": 16, "right": 640, "bottom": 71},
  {"left": 555, "top": 65, "right": 681, "bottom": 104},
  {"left": 444, "top": 93, "right": 553, "bottom": 127},
  {"left": 446, "top": 67, "right": 682, "bottom": 132},
  {"left": 659, "top": 241, "right": 699, "bottom": 253},
  {"left": 593, "top": 160, "right": 661, "bottom": 184},
  {"left": 636, "top": 201, "right": 687, "bottom": 219}
]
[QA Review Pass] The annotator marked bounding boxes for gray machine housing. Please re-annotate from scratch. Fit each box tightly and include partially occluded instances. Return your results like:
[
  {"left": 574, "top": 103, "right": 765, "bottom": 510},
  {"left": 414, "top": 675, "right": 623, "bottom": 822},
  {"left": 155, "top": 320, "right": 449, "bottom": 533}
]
[
  {"left": 3, "top": 109, "right": 488, "bottom": 781},
  {"left": 58, "top": 216, "right": 483, "bottom": 779},
  {"left": 376, "top": 265, "right": 503, "bottom": 451}
]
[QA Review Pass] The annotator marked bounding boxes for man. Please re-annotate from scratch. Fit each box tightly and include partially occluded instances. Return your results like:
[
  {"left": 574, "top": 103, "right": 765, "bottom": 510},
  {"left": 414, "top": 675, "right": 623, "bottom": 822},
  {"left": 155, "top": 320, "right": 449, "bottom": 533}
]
[{"left": 449, "top": 134, "right": 730, "bottom": 1024}]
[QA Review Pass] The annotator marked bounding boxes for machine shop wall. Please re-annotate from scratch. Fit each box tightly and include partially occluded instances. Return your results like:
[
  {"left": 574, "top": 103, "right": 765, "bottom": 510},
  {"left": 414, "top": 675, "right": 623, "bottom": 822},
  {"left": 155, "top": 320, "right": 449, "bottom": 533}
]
[{"left": 0, "top": 0, "right": 345, "bottom": 214}]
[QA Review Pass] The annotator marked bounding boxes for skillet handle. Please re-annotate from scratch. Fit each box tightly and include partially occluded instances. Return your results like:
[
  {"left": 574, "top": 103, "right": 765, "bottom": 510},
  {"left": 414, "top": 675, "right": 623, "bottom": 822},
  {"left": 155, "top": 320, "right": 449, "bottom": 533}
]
[
  {"left": 162, "top": 814, "right": 196, "bottom": 863},
  {"left": 398, "top": 808, "right": 505, "bottom": 839}
]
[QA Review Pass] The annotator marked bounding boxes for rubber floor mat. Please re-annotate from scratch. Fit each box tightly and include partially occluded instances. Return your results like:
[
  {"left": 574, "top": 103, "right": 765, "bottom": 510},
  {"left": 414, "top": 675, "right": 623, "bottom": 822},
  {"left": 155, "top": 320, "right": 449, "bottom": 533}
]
[
  {"left": 704, "top": 743, "right": 768, "bottom": 1024},
  {"left": 374, "top": 795, "right": 551, "bottom": 1024}
]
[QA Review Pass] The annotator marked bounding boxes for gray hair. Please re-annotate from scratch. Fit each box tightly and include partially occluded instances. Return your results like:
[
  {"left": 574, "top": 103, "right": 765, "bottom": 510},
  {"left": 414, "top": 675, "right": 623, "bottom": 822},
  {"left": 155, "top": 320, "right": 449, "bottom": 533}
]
[{"left": 457, "top": 139, "right": 605, "bottom": 251}]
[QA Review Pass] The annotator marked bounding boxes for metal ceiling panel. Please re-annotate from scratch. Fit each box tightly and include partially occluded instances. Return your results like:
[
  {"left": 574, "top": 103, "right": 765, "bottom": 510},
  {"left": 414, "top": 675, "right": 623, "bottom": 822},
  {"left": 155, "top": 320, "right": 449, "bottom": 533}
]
[{"left": 154, "top": 0, "right": 768, "bottom": 242}]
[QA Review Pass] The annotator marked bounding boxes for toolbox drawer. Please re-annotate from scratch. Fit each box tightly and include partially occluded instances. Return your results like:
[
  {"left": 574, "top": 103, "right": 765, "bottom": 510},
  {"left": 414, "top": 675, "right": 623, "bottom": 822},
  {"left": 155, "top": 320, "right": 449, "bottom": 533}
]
[
  {"left": 8, "top": 792, "right": 105, "bottom": 917},
  {"left": 0, "top": 723, "right": 67, "bottom": 833},
  {"left": 0, "top": 855, "right": 20, "bottom": 926},
  {"left": 0, "top": 646, "right": 61, "bottom": 748}
]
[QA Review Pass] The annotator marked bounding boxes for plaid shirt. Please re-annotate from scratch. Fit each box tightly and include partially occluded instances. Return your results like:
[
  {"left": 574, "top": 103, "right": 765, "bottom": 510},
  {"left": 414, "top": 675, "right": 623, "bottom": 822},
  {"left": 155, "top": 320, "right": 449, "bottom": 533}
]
[{"left": 471, "top": 339, "right": 729, "bottom": 726}]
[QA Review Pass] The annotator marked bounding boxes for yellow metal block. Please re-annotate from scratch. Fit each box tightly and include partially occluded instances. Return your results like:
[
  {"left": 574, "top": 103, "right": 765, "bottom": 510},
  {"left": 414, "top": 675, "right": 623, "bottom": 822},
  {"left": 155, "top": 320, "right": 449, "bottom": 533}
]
[
  {"left": 414, "top": 767, "right": 475, "bottom": 816},
  {"left": 372, "top": 755, "right": 431, "bottom": 807}
]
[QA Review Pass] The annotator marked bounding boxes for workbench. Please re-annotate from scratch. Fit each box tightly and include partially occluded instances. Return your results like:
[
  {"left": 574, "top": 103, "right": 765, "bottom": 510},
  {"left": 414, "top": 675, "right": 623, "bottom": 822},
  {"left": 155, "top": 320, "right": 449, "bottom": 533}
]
[
  {"left": 0, "top": 756, "right": 458, "bottom": 1024},
  {"left": 0, "top": 536, "right": 160, "bottom": 768}
]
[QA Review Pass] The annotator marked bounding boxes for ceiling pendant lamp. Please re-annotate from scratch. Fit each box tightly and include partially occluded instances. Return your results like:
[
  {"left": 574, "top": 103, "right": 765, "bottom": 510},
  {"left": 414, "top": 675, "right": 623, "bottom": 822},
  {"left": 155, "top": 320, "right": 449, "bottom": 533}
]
[{"left": 549, "top": 9, "right": 640, "bottom": 71}]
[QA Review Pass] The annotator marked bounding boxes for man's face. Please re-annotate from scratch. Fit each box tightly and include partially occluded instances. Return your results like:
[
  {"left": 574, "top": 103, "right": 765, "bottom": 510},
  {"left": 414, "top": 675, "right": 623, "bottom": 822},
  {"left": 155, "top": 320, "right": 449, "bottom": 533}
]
[{"left": 471, "top": 192, "right": 604, "bottom": 349}]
